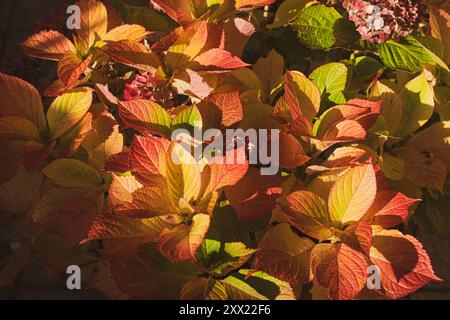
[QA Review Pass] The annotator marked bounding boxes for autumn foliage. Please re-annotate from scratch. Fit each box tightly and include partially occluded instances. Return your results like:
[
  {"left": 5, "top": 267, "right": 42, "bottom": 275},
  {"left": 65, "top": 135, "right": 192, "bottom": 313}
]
[{"left": 0, "top": 0, "right": 449, "bottom": 300}]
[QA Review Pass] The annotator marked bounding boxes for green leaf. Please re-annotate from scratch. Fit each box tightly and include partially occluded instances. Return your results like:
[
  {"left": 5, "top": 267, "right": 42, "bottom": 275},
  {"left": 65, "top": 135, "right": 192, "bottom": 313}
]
[
  {"left": 418, "top": 193, "right": 450, "bottom": 240},
  {"left": 415, "top": 36, "right": 449, "bottom": 72},
  {"left": 196, "top": 239, "right": 256, "bottom": 276},
  {"left": 171, "top": 105, "right": 203, "bottom": 134},
  {"left": 268, "top": 0, "right": 309, "bottom": 29},
  {"left": 46, "top": 89, "right": 93, "bottom": 140},
  {"left": 378, "top": 36, "right": 449, "bottom": 73},
  {"left": 435, "top": 86, "right": 450, "bottom": 121},
  {"left": 397, "top": 72, "right": 435, "bottom": 137},
  {"left": 43, "top": 159, "right": 102, "bottom": 188},
  {"left": 293, "top": 4, "right": 357, "bottom": 51},
  {"left": 380, "top": 152, "right": 405, "bottom": 181},
  {"left": 353, "top": 56, "right": 383, "bottom": 83},
  {"left": 310, "top": 62, "right": 351, "bottom": 105}
]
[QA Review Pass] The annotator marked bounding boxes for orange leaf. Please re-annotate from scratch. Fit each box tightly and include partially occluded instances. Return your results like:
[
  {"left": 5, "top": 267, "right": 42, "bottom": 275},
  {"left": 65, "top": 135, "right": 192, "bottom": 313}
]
[
  {"left": 158, "top": 214, "right": 210, "bottom": 261},
  {"left": 206, "top": 87, "right": 243, "bottom": 126},
  {"left": 202, "top": 148, "right": 248, "bottom": 196},
  {"left": 0, "top": 73, "right": 46, "bottom": 131},
  {"left": 278, "top": 132, "right": 310, "bottom": 169},
  {"left": 254, "top": 223, "right": 314, "bottom": 286},
  {"left": 152, "top": 0, "right": 195, "bottom": 26},
  {"left": 282, "top": 190, "right": 333, "bottom": 240},
  {"left": 88, "top": 213, "right": 180, "bottom": 253},
  {"left": 57, "top": 52, "right": 92, "bottom": 88},
  {"left": 22, "top": 30, "right": 75, "bottom": 61},
  {"left": 118, "top": 99, "right": 171, "bottom": 136},
  {"left": 225, "top": 167, "right": 283, "bottom": 221},
  {"left": 104, "top": 40, "right": 161, "bottom": 73},
  {"left": 118, "top": 185, "right": 179, "bottom": 218}
]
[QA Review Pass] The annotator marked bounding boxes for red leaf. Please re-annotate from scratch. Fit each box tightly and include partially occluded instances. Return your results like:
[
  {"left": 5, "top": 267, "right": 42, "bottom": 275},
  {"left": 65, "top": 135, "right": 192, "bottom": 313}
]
[
  {"left": 311, "top": 243, "right": 368, "bottom": 300},
  {"left": 194, "top": 48, "right": 249, "bottom": 69},
  {"left": 364, "top": 191, "right": 419, "bottom": 228},
  {"left": 235, "top": 0, "right": 276, "bottom": 10},
  {"left": 129, "top": 136, "right": 170, "bottom": 186},
  {"left": 340, "top": 222, "right": 372, "bottom": 255},
  {"left": 104, "top": 151, "right": 130, "bottom": 173},
  {"left": 370, "top": 229, "right": 442, "bottom": 299}
]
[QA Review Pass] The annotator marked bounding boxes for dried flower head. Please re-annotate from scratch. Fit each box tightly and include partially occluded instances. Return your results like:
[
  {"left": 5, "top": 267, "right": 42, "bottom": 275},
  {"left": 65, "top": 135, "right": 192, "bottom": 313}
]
[{"left": 336, "top": 0, "right": 421, "bottom": 43}]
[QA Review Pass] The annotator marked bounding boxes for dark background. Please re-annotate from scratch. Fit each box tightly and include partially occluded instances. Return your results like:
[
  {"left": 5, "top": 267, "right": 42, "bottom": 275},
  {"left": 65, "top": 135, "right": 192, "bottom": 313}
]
[{"left": 0, "top": 0, "right": 449, "bottom": 300}]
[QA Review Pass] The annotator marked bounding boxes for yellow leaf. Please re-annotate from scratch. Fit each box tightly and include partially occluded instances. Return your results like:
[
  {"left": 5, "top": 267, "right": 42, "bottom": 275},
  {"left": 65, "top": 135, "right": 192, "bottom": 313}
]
[
  {"left": 397, "top": 72, "right": 435, "bottom": 137},
  {"left": 103, "top": 24, "right": 149, "bottom": 42},
  {"left": 328, "top": 164, "right": 377, "bottom": 224},
  {"left": 285, "top": 70, "right": 321, "bottom": 122},
  {"left": 76, "top": 0, "right": 108, "bottom": 49},
  {"left": 166, "top": 142, "right": 201, "bottom": 202},
  {"left": 380, "top": 152, "right": 405, "bottom": 181},
  {"left": 46, "top": 88, "right": 93, "bottom": 139},
  {"left": 370, "top": 80, "right": 404, "bottom": 136},
  {"left": 43, "top": 159, "right": 102, "bottom": 188}
]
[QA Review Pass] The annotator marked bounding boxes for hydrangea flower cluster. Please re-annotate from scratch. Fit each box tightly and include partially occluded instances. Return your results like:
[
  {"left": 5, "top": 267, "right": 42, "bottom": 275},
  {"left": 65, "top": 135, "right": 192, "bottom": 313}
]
[
  {"left": 124, "top": 72, "right": 155, "bottom": 101},
  {"left": 339, "top": 0, "right": 421, "bottom": 43},
  {"left": 124, "top": 72, "right": 175, "bottom": 104}
]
